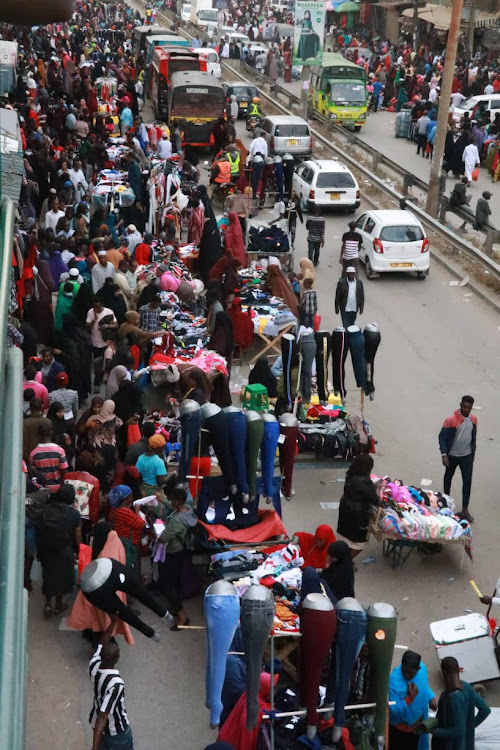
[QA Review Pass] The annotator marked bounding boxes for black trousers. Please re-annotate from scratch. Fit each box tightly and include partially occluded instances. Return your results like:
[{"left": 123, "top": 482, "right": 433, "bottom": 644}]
[
  {"left": 203, "top": 410, "right": 235, "bottom": 491},
  {"left": 158, "top": 550, "right": 185, "bottom": 615},
  {"left": 314, "top": 331, "right": 331, "bottom": 402},
  {"left": 331, "top": 327, "right": 348, "bottom": 398},
  {"left": 281, "top": 334, "right": 298, "bottom": 408},
  {"left": 444, "top": 453, "right": 473, "bottom": 509},
  {"left": 389, "top": 726, "right": 418, "bottom": 750},
  {"left": 364, "top": 326, "right": 381, "bottom": 397}
]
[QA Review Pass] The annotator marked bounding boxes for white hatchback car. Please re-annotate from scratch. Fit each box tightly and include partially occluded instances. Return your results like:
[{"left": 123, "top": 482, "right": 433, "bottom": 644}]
[
  {"left": 355, "top": 209, "right": 429, "bottom": 278},
  {"left": 293, "top": 159, "right": 360, "bottom": 211}
]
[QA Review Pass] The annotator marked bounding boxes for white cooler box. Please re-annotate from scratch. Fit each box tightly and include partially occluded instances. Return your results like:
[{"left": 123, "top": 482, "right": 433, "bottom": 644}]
[{"left": 430, "top": 613, "right": 500, "bottom": 683}]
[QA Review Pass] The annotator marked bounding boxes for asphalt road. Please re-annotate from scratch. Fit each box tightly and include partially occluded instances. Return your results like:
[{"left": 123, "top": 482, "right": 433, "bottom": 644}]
[{"left": 26, "top": 62, "right": 500, "bottom": 750}]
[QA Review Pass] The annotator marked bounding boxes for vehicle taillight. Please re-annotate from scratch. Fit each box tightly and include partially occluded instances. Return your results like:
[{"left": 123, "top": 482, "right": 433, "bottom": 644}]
[
  {"left": 270, "top": 137, "right": 274, "bottom": 150},
  {"left": 421, "top": 238, "right": 429, "bottom": 253},
  {"left": 356, "top": 189, "right": 360, "bottom": 199},
  {"left": 373, "top": 238, "right": 384, "bottom": 254},
  {"left": 309, "top": 135, "right": 313, "bottom": 149},
  {"left": 309, "top": 190, "right": 315, "bottom": 199}
]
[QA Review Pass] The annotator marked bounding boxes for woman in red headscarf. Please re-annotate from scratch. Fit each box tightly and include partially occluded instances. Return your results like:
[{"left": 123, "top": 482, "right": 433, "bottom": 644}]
[
  {"left": 295, "top": 524, "right": 336, "bottom": 569},
  {"left": 224, "top": 211, "right": 247, "bottom": 267},
  {"left": 228, "top": 297, "right": 254, "bottom": 352}
]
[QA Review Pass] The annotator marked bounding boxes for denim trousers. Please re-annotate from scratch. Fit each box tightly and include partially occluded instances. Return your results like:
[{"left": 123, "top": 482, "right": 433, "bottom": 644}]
[
  {"left": 331, "top": 327, "right": 348, "bottom": 398},
  {"left": 300, "top": 334, "right": 316, "bottom": 403},
  {"left": 261, "top": 419, "right": 280, "bottom": 498},
  {"left": 98, "top": 726, "right": 134, "bottom": 749},
  {"left": 443, "top": 453, "right": 473, "bottom": 508},
  {"left": 363, "top": 326, "right": 381, "bottom": 397},
  {"left": 307, "top": 240, "right": 321, "bottom": 264},
  {"left": 278, "top": 423, "right": 298, "bottom": 499},
  {"left": 179, "top": 409, "right": 202, "bottom": 483},
  {"left": 204, "top": 411, "right": 235, "bottom": 491},
  {"left": 341, "top": 310, "right": 357, "bottom": 329},
  {"left": 241, "top": 597, "right": 276, "bottom": 729},
  {"left": 330, "top": 608, "right": 367, "bottom": 728},
  {"left": 252, "top": 159, "right": 264, "bottom": 199},
  {"left": 226, "top": 410, "right": 249, "bottom": 495},
  {"left": 84, "top": 560, "right": 167, "bottom": 639},
  {"left": 246, "top": 416, "right": 264, "bottom": 497},
  {"left": 347, "top": 327, "right": 367, "bottom": 388},
  {"left": 314, "top": 331, "right": 331, "bottom": 402},
  {"left": 367, "top": 611, "right": 398, "bottom": 737},
  {"left": 300, "top": 607, "right": 337, "bottom": 726},
  {"left": 204, "top": 593, "right": 240, "bottom": 727}
]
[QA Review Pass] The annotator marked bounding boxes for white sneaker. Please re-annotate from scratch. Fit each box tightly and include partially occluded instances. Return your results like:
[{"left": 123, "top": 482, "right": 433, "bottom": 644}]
[{"left": 151, "top": 631, "right": 160, "bottom": 643}]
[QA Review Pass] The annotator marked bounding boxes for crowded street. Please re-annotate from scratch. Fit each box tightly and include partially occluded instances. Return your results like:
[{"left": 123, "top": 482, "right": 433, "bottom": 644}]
[{"left": 0, "top": 0, "right": 500, "bottom": 748}]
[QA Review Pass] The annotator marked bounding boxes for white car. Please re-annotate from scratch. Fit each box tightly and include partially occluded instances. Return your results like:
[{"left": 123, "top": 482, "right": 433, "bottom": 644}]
[
  {"left": 181, "top": 4, "right": 191, "bottom": 23},
  {"left": 452, "top": 93, "right": 500, "bottom": 125},
  {"left": 355, "top": 209, "right": 429, "bottom": 279},
  {"left": 293, "top": 159, "right": 360, "bottom": 211},
  {"left": 191, "top": 47, "right": 221, "bottom": 77}
]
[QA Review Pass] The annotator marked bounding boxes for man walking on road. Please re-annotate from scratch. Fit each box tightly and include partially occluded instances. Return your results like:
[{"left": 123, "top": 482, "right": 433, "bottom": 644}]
[
  {"left": 306, "top": 206, "right": 325, "bottom": 266},
  {"left": 340, "top": 220, "right": 362, "bottom": 276},
  {"left": 90, "top": 617, "right": 134, "bottom": 750},
  {"left": 335, "top": 268, "right": 364, "bottom": 328},
  {"left": 438, "top": 395, "right": 477, "bottom": 523}
]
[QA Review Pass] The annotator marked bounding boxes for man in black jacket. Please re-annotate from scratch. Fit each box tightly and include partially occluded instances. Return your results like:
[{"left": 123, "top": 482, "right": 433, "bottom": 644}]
[{"left": 335, "top": 268, "right": 364, "bottom": 328}]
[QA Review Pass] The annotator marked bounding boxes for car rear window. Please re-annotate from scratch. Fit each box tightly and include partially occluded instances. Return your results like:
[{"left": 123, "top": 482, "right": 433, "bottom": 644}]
[
  {"left": 231, "top": 86, "right": 256, "bottom": 97},
  {"left": 379, "top": 225, "right": 424, "bottom": 242},
  {"left": 316, "top": 172, "right": 355, "bottom": 188},
  {"left": 274, "top": 124, "right": 309, "bottom": 137}
]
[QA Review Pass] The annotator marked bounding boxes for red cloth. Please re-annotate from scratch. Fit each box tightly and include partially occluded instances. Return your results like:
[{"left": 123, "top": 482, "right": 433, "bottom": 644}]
[
  {"left": 134, "top": 243, "right": 151, "bottom": 265},
  {"left": 318, "top": 718, "right": 356, "bottom": 750},
  {"left": 295, "top": 524, "right": 336, "bottom": 568},
  {"left": 225, "top": 211, "right": 247, "bottom": 266},
  {"left": 199, "top": 510, "right": 288, "bottom": 543},
  {"left": 217, "top": 673, "right": 277, "bottom": 750},
  {"left": 189, "top": 455, "right": 211, "bottom": 498},
  {"left": 65, "top": 471, "right": 100, "bottom": 526},
  {"left": 228, "top": 298, "right": 254, "bottom": 349}
]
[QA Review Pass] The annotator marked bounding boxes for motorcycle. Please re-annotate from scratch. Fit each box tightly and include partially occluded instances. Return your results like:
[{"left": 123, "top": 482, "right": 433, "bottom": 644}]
[
  {"left": 246, "top": 114, "right": 262, "bottom": 132},
  {"left": 211, "top": 181, "right": 236, "bottom": 207}
]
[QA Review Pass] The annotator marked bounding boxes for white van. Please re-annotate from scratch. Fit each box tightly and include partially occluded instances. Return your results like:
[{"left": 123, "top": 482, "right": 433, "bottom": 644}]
[
  {"left": 453, "top": 93, "right": 500, "bottom": 125},
  {"left": 259, "top": 115, "right": 312, "bottom": 157},
  {"left": 191, "top": 47, "right": 221, "bottom": 77},
  {"left": 223, "top": 31, "right": 251, "bottom": 47}
]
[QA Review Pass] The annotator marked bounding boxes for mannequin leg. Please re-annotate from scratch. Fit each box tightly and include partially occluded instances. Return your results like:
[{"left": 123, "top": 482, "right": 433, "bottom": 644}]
[
  {"left": 314, "top": 331, "right": 331, "bottom": 402},
  {"left": 281, "top": 333, "right": 298, "bottom": 409},
  {"left": 226, "top": 411, "right": 249, "bottom": 495},
  {"left": 364, "top": 326, "right": 381, "bottom": 397},
  {"left": 331, "top": 328, "right": 348, "bottom": 398},
  {"left": 367, "top": 606, "right": 398, "bottom": 743},
  {"left": 300, "top": 607, "right": 337, "bottom": 728},
  {"left": 348, "top": 328, "right": 367, "bottom": 388},
  {"left": 245, "top": 416, "right": 264, "bottom": 498},
  {"left": 300, "top": 333, "right": 316, "bottom": 403},
  {"left": 278, "top": 423, "right": 298, "bottom": 499},
  {"left": 203, "top": 411, "right": 235, "bottom": 490},
  {"left": 204, "top": 593, "right": 241, "bottom": 727},
  {"left": 241, "top": 597, "right": 276, "bottom": 729},
  {"left": 261, "top": 418, "right": 280, "bottom": 500},
  {"left": 179, "top": 409, "right": 202, "bottom": 483},
  {"left": 333, "top": 608, "right": 367, "bottom": 730}
]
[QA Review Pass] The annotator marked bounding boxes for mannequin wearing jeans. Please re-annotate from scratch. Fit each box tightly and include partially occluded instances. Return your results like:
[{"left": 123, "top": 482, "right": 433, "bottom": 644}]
[
  {"left": 278, "top": 412, "right": 298, "bottom": 500},
  {"left": 80, "top": 558, "right": 172, "bottom": 639},
  {"left": 331, "top": 598, "right": 367, "bottom": 743},
  {"left": 201, "top": 403, "right": 237, "bottom": 495},
  {"left": 204, "top": 581, "right": 241, "bottom": 729},
  {"left": 240, "top": 585, "right": 275, "bottom": 730},
  {"left": 245, "top": 410, "right": 264, "bottom": 500},
  {"left": 347, "top": 325, "right": 367, "bottom": 389},
  {"left": 367, "top": 602, "right": 398, "bottom": 747},
  {"left": 281, "top": 333, "right": 298, "bottom": 408},
  {"left": 300, "top": 593, "right": 337, "bottom": 741},
  {"left": 331, "top": 326, "right": 348, "bottom": 398},
  {"left": 179, "top": 399, "right": 202, "bottom": 484},
  {"left": 224, "top": 406, "right": 249, "bottom": 501},
  {"left": 364, "top": 323, "right": 381, "bottom": 399},
  {"left": 300, "top": 331, "right": 316, "bottom": 404},
  {"left": 314, "top": 331, "right": 331, "bottom": 402},
  {"left": 261, "top": 413, "right": 280, "bottom": 503}
]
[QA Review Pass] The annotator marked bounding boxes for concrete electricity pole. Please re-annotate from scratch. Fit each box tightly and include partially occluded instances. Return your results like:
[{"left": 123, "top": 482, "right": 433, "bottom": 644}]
[{"left": 426, "top": 0, "right": 464, "bottom": 217}]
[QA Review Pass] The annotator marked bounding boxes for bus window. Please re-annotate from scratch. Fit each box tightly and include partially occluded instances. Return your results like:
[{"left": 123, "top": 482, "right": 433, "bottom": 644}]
[{"left": 172, "top": 90, "right": 224, "bottom": 118}]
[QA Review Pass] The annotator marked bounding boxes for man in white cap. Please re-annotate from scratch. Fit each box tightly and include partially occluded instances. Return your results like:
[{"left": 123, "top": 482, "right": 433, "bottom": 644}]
[
  {"left": 335, "top": 267, "right": 365, "bottom": 328},
  {"left": 126, "top": 224, "right": 142, "bottom": 255},
  {"left": 91, "top": 250, "right": 115, "bottom": 294},
  {"left": 59, "top": 265, "right": 84, "bottom": 286}
]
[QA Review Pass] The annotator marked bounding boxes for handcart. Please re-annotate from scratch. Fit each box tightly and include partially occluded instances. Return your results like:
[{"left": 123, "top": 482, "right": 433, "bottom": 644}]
[
  {"left": 246, "top": 216, "right": 294, "bottom": 272},
  {"left": 430, "top": 612, "right": 500, "bottom": 686}
]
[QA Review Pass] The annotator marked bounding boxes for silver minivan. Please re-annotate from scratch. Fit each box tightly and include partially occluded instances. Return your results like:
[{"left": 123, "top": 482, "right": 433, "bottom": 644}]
[{"left": 259, "top": 115, "right": 312, "bottom": 157}]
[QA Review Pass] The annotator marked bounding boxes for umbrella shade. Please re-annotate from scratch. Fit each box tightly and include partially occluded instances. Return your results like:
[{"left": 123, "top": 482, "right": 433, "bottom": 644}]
[{"left": 334, "top": 1, "right": 361, "bottom": 11}]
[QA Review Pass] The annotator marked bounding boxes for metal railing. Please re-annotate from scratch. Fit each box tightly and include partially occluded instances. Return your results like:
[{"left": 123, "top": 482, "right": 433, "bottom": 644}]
[{"left": 0, "top": 196, "right": 27, "bottom": 749}]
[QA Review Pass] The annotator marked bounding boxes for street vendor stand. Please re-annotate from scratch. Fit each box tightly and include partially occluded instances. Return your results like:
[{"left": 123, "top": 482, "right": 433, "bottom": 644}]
[{"left": 246, "top": 216, "right": 293, "bottom": 272}]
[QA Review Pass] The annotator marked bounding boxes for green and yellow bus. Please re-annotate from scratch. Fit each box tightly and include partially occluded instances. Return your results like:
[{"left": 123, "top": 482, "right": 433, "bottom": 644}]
[{"left": 310, "top": 52, "right": 368, "bottom": 131}]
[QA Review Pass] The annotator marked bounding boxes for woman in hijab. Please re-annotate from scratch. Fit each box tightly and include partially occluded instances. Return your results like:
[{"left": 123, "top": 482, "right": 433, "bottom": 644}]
[
  {"left": 224, "top": 212, "right": 246, "bottom": 267},
  {"left": 222, "top": 256, "right": 242, "bottom": 302},
  {"left": 61, "top": 312, "right": 93, "bottom": 403},
  {"left": 264, "top": 263, "right": 299, "bottom": 318},
  {"left": 72, "top": 281, "right": 94, "bottom": 326},
  {"left": 209, "top": 311, "right": 234, "bottom": 407},
  {"left": 187, "top": 197, "right": 205, "bottom": 246},
  {"left": 297, "top": 257, "right": 315, "bottom": 299},
  {"left": 299, "top": 565, "right": 337, "bottom": 607},
  {"left": 322, "top": 540, "right": 355, "bottom": 600},
  {"left": 295, "top": 524, "right": 336, "bottom": 569},
  {"left": 47, "top": 401, "right": 75, "bottom": 465},
  {"left": 105, "top": 363, "right": 131, "bottom": 400},
  {"left": 24, "top": 262, "right": 56, "bottom": 347},
  {"left": 198, "top": 217, "right": 223, "bottom": 283},
  {"left": 85, "top": 399, "right": 122, "bottom": 491},
  {"left": 119, "top": 310, "right": 163, "bottom": 350},
  {"left": 76, "top": 395, "right": 104, "bottom": 450},
  {"left": 389, "top": 651, "right": 437, "bottom": 750},
  {"left": 336, "top": 454, "right": 379, "bottom": 558},
  {"left": 98, "top": 280, "right": 127, "bottom": 325},
  {"left": 113, "top": 377, "right": 143, "bottom": 459},
  {"left": 228, "top": 297, "right": 254, "bottom": 353},
  {"left": 248, "top": 357, "right": 278, "bottom": 398},
  {"left": 46, "top": 243, "right": 69, "bottom": 288},
  {"left": 197, "top": 183, "right": 218, "bottom": 227},
  {"left": 67, "top": 523, "right": 135, "bottom": 646}
]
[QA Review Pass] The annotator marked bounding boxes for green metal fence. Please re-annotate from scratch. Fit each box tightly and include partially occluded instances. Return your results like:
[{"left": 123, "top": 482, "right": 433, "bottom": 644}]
[{"left": 0, "top": 196, "right": 27, "bottom": 748}]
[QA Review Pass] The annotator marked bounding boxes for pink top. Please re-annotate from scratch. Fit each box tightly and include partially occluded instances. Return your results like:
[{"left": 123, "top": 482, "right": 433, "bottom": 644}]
[{"left": 23, "top": 380, "right": 49, "bottom": 410}]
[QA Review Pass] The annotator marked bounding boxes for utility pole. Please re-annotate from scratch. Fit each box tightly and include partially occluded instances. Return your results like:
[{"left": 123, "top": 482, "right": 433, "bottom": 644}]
[
  {"left": 468, "top": 0, "right": 476, "bottom": 57},
  {"left": 413, "top": 0, "right": 419, "bottom": 54},
  {"left": 426, "top": 0, "right": 464, "bottom": 217},
  {"left": 301, "top": 65, "right": 311, "bottom": 120}
]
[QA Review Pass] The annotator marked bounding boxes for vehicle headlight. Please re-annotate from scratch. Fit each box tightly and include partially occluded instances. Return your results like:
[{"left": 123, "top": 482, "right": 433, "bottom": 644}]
[
  {"left": 358, "top": 113, "right": 366, "bottom": 120},
  {"left": 330, "top": 112, "right": 337, "bottom": 119}
]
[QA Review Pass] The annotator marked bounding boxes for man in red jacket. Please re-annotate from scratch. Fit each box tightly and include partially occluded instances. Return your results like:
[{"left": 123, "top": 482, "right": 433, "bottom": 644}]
[{"left": 438, "top": 395, "right": 477, "bottom": 523}]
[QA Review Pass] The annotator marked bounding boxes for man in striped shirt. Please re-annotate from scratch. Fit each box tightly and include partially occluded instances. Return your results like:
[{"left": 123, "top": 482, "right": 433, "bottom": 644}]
[
  {"left": 90, "top": 617, "right": 133, "bottom": 750},
  {"left": 305, "top": 205, "right": 325, "bottom": 266},
  {"left": 29, "top": 421, "right": 68, "bottom": 492},
  {"left": 340, "top": 220, "right": 362, "bottom": 276}
]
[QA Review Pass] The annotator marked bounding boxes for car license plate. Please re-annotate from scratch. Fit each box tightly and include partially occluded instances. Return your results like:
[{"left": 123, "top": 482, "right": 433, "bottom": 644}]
[
  {"left": 330, "top": 193, "right": 340, "bottom": 201},
  {"left": 390, "top": 262, "right": 413, "bottom": 268},
  {"left": 240, "top": 101, "right": 248, "bottom": 107},
  {"left": 287, "top": 138, "right": 298, "bottom": 145}
]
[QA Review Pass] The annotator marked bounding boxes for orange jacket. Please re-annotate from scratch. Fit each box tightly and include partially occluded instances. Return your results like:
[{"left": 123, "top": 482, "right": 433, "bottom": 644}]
[{"left": 214, "top": 160, "right": 231, "bottom": 184}]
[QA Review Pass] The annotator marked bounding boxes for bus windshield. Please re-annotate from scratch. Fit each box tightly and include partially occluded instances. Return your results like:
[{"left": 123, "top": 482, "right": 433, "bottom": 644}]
[
  {"left": 327, "top": 82, "right": 366, "bottom": 105},
  {"left": 324, "top": 65, "right": 366, "bottom": 81},
  {"left": 199, "top": 9, "right": 218, "bottom": 21},
  {"left": 169, "top": 60, "right": 201, "bottom": 76},
  {"left": 173, "top": 90, "right": 224, "bottom": 118}
]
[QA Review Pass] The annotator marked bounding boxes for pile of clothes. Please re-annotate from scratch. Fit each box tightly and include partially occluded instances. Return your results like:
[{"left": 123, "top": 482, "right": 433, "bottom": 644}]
[
  {"left": 247, "top": 225, "right": 290, "bottom": 254},
  {"left": 297, "top": 405, "right": 364, "bottom": 460}
]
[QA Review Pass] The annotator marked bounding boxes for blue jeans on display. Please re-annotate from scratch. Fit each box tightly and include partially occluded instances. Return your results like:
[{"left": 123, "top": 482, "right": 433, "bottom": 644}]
[
  {"left": 179, "top": 409, "right": 202, "bottom": 483},
  {"left": 300, "top": 334, "right": 316, "bottom": 403},
  {"left": 347, "top": 328, "right": 367, "bottom": 388},
  {"left": 226, "top": 410, "right": 249, "bottom": 495},
  {"left": 341, "top": 311, "right": 357, "bottom": 329},
  {"left": 252, "top": 159, "right": 264, "bottom": 199},
  {"left": 241, "top": 597, "right": 276, "bottom": 729},
  {"left": 261, "top": 419, "right": 280, "bottom": 498},
  {"left": 204, "top": 593, "right": 240, "bottom": 727},
  {"left": 98, "top": 727, "right": 134, "bottom": 749},
  {"left": 329, "top": 608, "right": 367, "bottom": 728}
]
